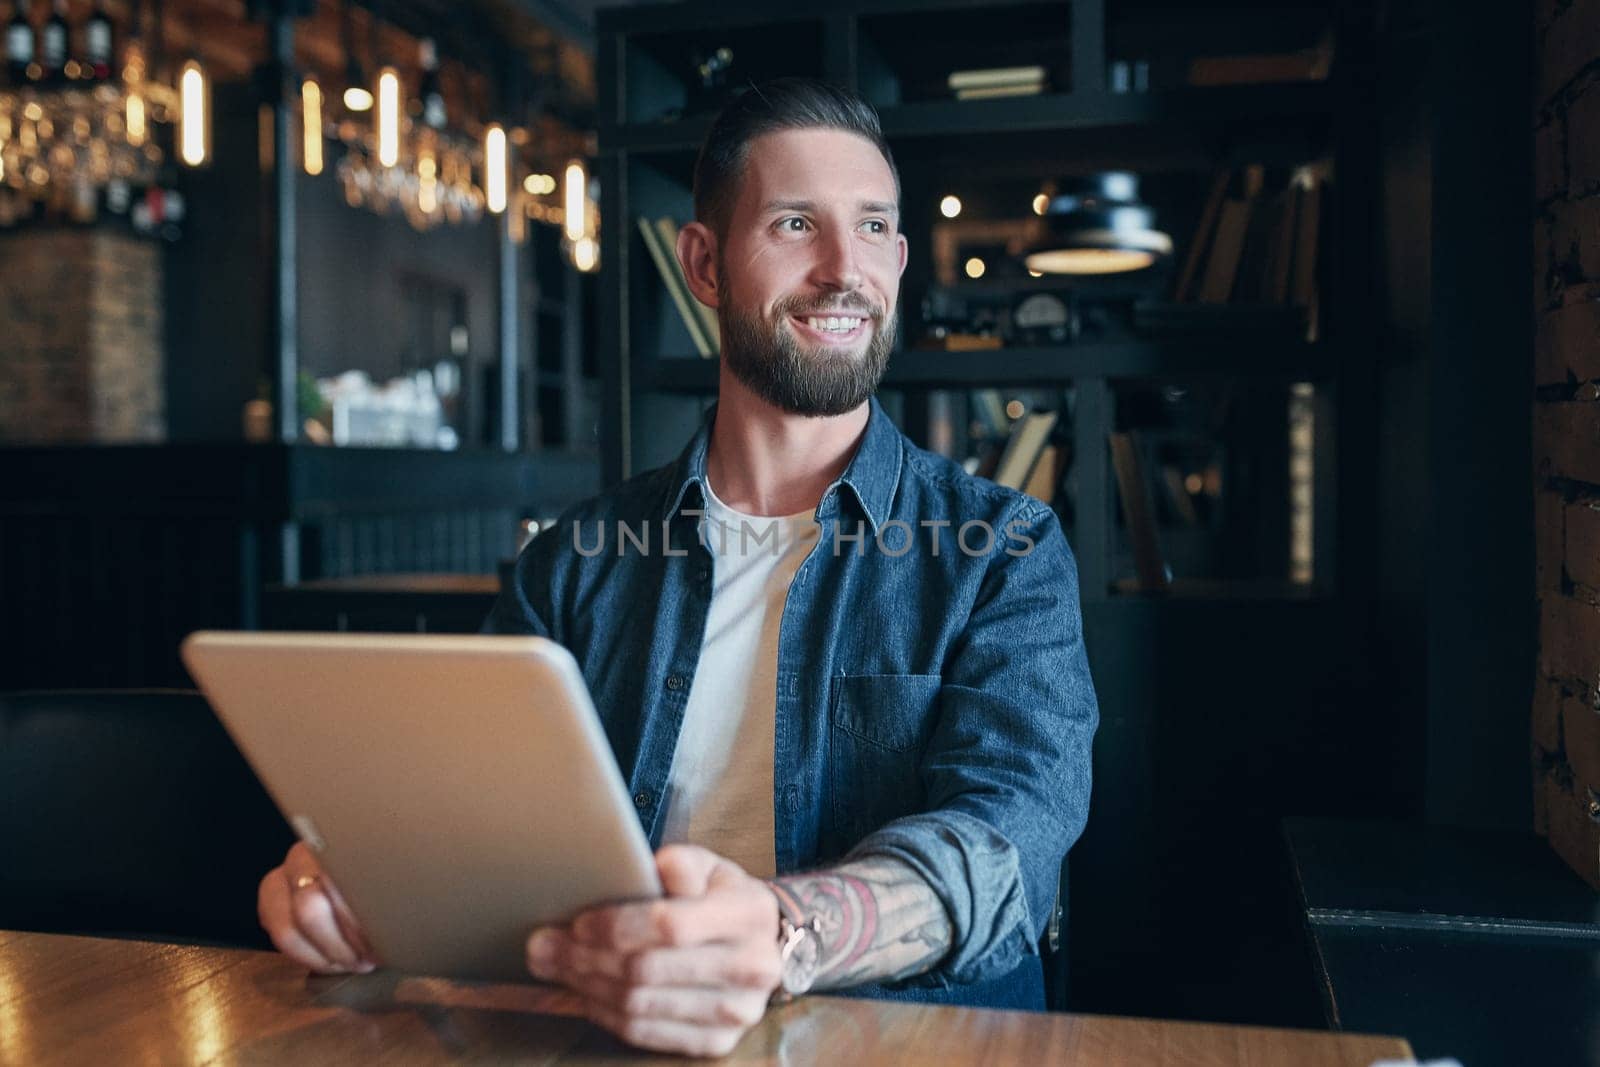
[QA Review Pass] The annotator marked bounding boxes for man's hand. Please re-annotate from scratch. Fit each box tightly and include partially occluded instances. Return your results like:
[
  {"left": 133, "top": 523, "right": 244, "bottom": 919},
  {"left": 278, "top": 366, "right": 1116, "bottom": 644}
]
[
  {"left": 525, "top": 844, "right": 781, "bottom": 1057},
  {"left": 258, "top": 842, "right": 378, "bottom": 975}
]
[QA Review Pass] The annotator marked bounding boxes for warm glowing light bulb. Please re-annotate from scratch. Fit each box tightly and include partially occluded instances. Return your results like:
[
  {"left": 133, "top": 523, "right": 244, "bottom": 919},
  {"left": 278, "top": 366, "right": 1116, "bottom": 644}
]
[
  {"left": 1005, "top": 399, "right": 1025, "bottom": 420},
  {"left": 485, "top": 124, "right": 507, "bottom": 214},
  {"left": 939, "top": 195, "right": 962, "bottom": 218},
  {"left": 418, "top": 149, "right": 437, "bottom": 213},
  {"left": 376, "top": 68, "right": 399, "bottom": 168},
  {"left": 301, "top": 79, "right": 323, "bottom": 176},
  {"left": 573, "top": 235, "right": 598, "bottom": 272},
  {"left": 563, "top": 160, "right": 586, "bottom": 241},
  {"left": 343, "top": 86, "right": 373, "bottom": 112},
  {"left": 1032, "top": 193, "right": 1049, "bottom": 216},
  {"left": 125, "top": 92, "right": 146, "bottom": 146},
  {"left": 179, "top": 61, "right": 207, "bottom": 166},
  {"left": 964, "top": 256, "right": 986, "bottom": 279}
]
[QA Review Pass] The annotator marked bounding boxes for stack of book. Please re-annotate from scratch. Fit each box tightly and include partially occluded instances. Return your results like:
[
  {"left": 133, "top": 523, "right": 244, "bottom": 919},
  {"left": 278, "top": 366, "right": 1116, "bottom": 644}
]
[
  {"left": 638, "top": 216, "right": 720, "bottom": 358},
  {"left": 946, "top": 65, "right": 1049, "bottom": 101}
]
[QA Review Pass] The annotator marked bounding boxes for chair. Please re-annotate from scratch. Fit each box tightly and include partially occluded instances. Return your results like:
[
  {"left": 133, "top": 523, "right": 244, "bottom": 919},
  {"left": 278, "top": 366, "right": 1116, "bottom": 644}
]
[{"left": 0, "top": 689, "right": 293, "bottom": 947}]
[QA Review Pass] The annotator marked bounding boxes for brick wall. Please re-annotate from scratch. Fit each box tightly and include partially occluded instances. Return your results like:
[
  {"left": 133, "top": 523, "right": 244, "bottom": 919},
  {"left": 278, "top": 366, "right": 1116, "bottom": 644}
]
[
  {"left": 0, "top": 228, "right": 164, "bottom": 443},
  {"left": 1533, "top": 0, "right": 1600, "bottom": 889}
]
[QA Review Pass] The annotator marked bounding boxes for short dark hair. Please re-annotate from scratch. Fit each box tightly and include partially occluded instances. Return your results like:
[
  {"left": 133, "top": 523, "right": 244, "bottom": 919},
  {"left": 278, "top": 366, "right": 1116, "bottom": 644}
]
[{"left": 692, "top": 77, "right": 899, "bottom": 235}]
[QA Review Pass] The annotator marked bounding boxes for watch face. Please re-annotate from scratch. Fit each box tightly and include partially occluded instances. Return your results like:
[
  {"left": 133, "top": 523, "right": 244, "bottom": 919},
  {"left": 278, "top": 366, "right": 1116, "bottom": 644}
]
[{"left": 781, "top": 928, "right": 822, "bottom": 996}]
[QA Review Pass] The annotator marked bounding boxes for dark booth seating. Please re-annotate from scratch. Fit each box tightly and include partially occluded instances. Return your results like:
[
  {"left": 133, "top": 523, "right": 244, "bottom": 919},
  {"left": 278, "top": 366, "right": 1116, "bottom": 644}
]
[{"left": 0, "top": 690, "right": 293, "bottom": 948}]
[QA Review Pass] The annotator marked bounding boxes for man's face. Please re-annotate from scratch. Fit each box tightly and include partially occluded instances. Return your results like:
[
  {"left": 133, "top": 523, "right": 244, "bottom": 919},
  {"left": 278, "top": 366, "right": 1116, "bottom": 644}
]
[{"left": 713, "top": 127, "right": 908, "bottom": 417}]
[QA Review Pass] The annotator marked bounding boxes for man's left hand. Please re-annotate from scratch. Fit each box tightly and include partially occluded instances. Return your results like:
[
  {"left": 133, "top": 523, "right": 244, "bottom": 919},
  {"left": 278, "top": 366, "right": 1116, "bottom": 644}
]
[{"left": 525, "top": 844, "right": 783, "bottom": 1057}]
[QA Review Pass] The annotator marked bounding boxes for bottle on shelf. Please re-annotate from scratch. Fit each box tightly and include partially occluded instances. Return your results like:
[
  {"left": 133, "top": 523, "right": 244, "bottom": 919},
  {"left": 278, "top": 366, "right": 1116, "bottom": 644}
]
[
  {"left": 84, "top": 0, "right": 111, "bottom": 81},
  {"left": 417, "top": 37, "right": 446, "bottom": 130},
  {"left": 5, "top": 0, "right": 34, "bottom": 86},
  {"left": 38, "top": 0, "right": 66, "bottom": 83}
]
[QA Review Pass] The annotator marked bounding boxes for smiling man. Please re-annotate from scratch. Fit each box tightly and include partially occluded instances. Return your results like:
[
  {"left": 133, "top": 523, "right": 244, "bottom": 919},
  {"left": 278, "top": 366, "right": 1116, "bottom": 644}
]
[{"left": 257, "top": 78, "right": 1098, "bottom": 1057}]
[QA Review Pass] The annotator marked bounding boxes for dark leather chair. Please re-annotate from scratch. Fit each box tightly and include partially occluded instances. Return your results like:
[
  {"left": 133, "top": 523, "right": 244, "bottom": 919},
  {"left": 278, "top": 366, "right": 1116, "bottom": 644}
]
[{"left": 0, "top": 689, "right": 293, "bottom": 947}]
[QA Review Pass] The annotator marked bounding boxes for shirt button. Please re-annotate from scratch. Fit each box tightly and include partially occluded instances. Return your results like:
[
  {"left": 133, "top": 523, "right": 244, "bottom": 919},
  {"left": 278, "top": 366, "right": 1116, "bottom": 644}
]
[
  {"left": 666, "top": 674, "right": 685, "bottom": 691},
  {"left": 697, "top": 566, "right": 711, "bottom": 583},
  {"left": 634, "top": 791, "right": 652, "bottom": 810}
]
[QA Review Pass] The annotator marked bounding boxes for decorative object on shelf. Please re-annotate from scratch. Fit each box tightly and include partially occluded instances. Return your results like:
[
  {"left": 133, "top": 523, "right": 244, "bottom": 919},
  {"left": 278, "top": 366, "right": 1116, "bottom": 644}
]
[
  {"left": 1107, "top": 59, "right": 1149, "bottom": 94},
  {"left": 686, "top": 46, "right": 735, "bottom": 115},
  {"left": 1010, "top": 290, "right": 1079, "bottom": 346},
  {"left": 0, "top": 0, "right": 204, "bottom": 234},
  {"left": 1024, "top": 172, "right": 1172, "bottom": 276}
]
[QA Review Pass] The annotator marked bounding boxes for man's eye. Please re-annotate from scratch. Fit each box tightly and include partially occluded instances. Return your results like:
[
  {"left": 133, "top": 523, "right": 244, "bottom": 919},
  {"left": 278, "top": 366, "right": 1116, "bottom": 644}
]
[
  {"left": 862, "top": 220, "right": 887, "bottom": 234},
  {"left": 781, "top": 217, "right": 809, "bottom": 232}
]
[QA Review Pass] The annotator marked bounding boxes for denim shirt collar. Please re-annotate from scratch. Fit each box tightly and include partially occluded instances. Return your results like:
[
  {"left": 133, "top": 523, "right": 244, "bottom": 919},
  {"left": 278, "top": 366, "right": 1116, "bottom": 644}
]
[{"left": 661, "top": 395, "right": 903, "bottom": 535}]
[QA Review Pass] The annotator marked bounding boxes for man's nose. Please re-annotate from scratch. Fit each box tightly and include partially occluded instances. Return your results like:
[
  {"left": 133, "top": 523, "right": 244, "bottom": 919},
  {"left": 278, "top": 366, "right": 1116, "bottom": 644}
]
[{"left": 810, "top": 224, "right": 863, "bottom": 293}]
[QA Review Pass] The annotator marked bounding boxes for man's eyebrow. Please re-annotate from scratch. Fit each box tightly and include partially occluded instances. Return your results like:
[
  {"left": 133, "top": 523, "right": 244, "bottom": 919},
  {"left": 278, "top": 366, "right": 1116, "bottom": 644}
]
[{"left": 760, "top": 198, "right": 901, "bottom": 218}]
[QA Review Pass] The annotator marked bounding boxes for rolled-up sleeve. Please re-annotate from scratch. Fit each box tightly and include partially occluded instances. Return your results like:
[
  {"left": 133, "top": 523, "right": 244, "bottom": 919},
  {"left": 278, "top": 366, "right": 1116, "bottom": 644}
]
[{"left": 846, "top": 500, "right": 1098, "bottom": 986}]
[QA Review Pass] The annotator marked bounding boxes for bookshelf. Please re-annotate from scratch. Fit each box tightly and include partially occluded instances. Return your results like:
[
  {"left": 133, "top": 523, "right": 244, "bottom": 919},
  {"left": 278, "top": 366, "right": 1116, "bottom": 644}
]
[
  {"left": 596, "top": 0, "right": 1369, "bottom": 604},
  {"left": 595, "top": 0, "right": 1386, "bottom": 1020}
]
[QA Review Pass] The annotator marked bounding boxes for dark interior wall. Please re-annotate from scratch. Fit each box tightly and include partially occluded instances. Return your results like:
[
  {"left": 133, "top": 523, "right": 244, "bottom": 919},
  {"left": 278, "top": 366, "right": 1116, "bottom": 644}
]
[
  {"left": 1373, "top": 0, "right": 1431, "bottom": 816},
  {"left": 1423, "top": 0, "right": 1534, "bottom": 829},
  {"left": 296, "top": 168, "right": 501, "bottom": 409},
  {"left": 164, "top": 84, "right": 270, "bottom": 443}
]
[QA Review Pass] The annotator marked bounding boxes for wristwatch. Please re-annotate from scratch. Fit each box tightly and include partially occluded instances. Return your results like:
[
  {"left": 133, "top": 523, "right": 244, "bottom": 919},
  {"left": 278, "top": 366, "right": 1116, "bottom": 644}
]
[{"left": 772, "top": 909, "right": 823, "bottom": 1004}]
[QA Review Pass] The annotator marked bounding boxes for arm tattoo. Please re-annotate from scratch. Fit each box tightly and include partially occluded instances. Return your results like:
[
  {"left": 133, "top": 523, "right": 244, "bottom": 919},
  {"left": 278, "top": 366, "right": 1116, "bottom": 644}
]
[{"left": 769, "top": 857, "right": 952, "bottom": 990}]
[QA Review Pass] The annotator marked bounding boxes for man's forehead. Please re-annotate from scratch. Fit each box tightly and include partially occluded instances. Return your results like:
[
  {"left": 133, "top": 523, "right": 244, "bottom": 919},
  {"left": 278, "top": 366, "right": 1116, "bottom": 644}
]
[{"left": 737, "top": 128, "right": 898, "bottom": 206}]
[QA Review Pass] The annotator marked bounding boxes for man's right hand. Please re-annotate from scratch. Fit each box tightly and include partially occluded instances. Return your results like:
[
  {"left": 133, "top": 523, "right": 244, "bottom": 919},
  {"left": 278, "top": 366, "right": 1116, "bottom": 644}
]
[{"left": 258, "top": 842, "right": 378, "bottom": 974}]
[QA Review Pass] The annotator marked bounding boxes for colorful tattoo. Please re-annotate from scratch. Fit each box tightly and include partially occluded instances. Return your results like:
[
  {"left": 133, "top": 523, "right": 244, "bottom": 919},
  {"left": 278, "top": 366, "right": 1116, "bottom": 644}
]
[{"left": 770, "top": 857, "right": 952, "bottom": 989}]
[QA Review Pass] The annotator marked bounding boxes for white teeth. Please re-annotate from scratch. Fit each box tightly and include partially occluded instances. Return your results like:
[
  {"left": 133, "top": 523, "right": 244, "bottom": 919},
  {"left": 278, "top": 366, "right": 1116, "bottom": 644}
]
[{"left": 805, "top": 316, "right": 863, "bottom": 333}]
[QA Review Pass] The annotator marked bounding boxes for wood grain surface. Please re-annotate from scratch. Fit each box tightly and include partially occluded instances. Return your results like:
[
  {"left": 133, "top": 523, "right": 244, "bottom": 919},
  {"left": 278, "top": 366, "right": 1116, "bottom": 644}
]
[{"left": 0, "top": 930, "right": 1414, "bottom": 1065}]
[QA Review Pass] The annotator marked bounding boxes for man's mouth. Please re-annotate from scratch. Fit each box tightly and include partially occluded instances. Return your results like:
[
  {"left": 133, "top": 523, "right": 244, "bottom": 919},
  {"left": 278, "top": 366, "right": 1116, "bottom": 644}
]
[{"left": 790, "top": 313, "right": 870, "bottom": 344}]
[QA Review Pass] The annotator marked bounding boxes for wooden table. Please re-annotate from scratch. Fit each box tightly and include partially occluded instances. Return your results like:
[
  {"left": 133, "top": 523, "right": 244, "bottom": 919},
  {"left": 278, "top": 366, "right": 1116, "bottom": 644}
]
[{"left": 0, "top": 931, "right": 1414, "bottom": 1065}]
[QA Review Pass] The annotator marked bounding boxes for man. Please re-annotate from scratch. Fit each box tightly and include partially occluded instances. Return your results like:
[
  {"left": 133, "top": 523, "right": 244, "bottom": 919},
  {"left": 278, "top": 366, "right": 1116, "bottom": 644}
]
[{"left": 258, "top": 78, "right": 1098, "bottom": 1057}]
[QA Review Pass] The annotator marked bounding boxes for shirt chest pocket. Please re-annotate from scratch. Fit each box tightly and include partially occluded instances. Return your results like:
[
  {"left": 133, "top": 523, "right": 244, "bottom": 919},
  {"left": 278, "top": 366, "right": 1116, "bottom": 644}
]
[{"left": 828, "top": 673, "right": 942, "bottom": 846}]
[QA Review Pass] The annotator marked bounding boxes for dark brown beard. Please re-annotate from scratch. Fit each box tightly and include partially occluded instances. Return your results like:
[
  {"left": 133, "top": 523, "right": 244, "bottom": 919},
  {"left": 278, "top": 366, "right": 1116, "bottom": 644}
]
[{"left": 719, "top": 292, "right": 895, "bottom": 417}]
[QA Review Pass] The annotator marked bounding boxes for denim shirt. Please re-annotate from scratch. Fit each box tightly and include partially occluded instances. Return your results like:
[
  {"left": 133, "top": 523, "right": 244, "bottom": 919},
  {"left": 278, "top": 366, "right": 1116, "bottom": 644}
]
[{"left": 484, "top": 396, "right": 1098, "bottom": 1009}]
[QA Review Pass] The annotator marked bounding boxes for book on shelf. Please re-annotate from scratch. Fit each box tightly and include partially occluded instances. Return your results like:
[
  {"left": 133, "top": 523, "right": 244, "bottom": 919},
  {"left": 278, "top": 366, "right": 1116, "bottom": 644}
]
[
  {"left": 992, "top": 410, "right": 1059, "bottom": 490},
  {"left": 948, "top": 64, "right": 1048, "bottom": 100},
  {"left": 1197, "top": 196, "right": 1252, "bottom": 305},
  {"left": 1108, "top": 431, "right": 1170, "bottom": 593},
  {"left": 1023, "top": 445, "right": 1061, "bottom": 505},
  {"left": 1171, "top": 164, "right": 1324, "bottom": 338},
  {"left": 1186, "top": 30, "right": 1335, "bottom": 87},
  {"left": 1289, "top": 171, "right": 1323, "bottom": 340},
  {"left": 1174, "top": 169, "right": 1230, "bottom": 304},
  {"left": 637, "top": 216, "right": 719, "bottom": 358}
]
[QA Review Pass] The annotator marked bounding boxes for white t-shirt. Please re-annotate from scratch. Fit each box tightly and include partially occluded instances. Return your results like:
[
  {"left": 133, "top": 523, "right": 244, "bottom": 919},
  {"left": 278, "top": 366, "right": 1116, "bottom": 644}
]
[{"left": 657, "top": 478, "right": 820, "bottom": 878}]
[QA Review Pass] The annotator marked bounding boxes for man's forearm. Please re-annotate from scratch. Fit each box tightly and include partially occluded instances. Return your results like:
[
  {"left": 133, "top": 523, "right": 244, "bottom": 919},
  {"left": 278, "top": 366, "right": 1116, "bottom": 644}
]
[{"left": 768, "top": 856, "right": 952, "bottom": 990}]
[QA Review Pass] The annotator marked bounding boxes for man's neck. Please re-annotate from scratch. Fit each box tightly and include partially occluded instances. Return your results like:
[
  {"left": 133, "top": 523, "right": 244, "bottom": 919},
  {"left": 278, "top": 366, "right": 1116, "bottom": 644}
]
[{"left": 705, "top": 372, "right": 870, "bottom": 517}]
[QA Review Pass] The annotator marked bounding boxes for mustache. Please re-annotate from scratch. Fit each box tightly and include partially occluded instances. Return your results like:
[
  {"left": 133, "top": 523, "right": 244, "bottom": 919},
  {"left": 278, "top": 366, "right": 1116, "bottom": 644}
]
[{"left": 774, "top": 293, "right": 882, "bottom": 320}]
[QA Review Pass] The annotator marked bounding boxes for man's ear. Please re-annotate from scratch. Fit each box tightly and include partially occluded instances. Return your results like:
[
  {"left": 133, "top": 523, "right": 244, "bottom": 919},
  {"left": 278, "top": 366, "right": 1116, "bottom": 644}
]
[
  {"left": 677, "top": 221, "right": 720, "bottom": 309},
  {"left": 897, "top": 233, "right": 909, "bottom": 278}
]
